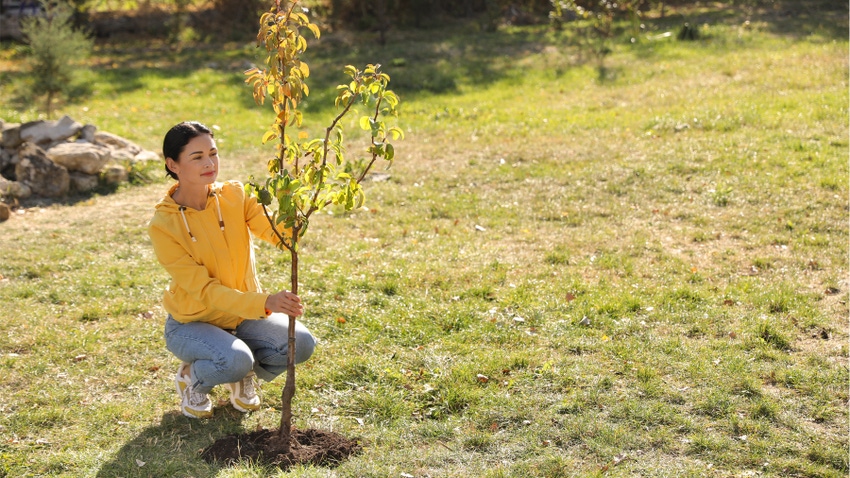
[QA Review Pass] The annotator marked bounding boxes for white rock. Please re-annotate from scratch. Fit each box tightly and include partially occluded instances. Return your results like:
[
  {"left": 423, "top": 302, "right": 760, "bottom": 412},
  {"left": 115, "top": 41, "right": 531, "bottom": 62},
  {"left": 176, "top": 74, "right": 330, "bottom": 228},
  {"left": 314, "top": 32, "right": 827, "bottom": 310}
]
[
  {"left": 47, "top": 142, "right": 111, "bottom": 175},
  {"left": 133, "top": 149, "right": 160, "bottom": 162},
  {"left": 1, "top": 122, "right": 22, "bottom": 149},
  {"left": 69, "top": 171, "right": 99, "bottom": 193},
  {"left": 102, "top": 164, "right": 128, "bottom": 185},
  {"left": 94, "top": 131, "right": 141, "bottom": 155},
  {"left": 0, "top": 177, "right": 32, "bottom": 199},
  {"left": 20, "top": 116, "right": 83, "bottom": 144},
  {"left": 79, "top": 124, "right": 97, "bottom": 142},
  {"left": 16, "top": 143, "right": 69, "bottom": 197}
]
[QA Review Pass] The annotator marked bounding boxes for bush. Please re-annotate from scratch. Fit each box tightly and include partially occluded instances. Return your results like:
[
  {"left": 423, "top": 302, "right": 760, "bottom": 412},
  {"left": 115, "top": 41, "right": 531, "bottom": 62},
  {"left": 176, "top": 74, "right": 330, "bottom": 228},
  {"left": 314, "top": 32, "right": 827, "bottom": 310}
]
[{"left": 21, "top": 1, "right": 93, "bottom": 117}]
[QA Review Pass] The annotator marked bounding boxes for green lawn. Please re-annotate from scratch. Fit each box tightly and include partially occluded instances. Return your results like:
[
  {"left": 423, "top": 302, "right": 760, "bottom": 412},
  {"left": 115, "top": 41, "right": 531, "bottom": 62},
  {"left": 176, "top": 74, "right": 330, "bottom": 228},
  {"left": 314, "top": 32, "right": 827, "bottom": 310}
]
[{"left": 0, "top": 2, "right": 847, "bottom": 477}]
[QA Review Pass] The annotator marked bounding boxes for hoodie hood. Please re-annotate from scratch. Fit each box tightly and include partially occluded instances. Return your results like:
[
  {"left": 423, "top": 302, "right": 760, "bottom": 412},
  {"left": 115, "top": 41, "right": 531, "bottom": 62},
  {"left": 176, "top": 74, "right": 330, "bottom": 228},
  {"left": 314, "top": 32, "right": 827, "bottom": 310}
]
[{"left": 155, "top": 182, "right": 226, "bottom": 242}]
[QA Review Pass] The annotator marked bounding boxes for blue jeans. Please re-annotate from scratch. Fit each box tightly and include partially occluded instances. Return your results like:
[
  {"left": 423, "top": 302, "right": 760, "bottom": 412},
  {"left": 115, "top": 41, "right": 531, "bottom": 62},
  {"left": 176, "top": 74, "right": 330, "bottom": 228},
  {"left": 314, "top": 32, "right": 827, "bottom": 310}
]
[{"left": 164, "top": 314, "right": 316, "bottom": 394}]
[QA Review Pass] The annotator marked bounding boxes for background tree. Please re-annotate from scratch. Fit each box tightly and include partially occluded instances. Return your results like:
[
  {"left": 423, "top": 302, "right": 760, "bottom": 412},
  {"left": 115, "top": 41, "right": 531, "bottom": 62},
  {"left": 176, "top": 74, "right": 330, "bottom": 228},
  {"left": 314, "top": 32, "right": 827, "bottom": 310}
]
[
  {"left": 244, "top": 0, "right": 402, "bottom": 453},
  {"left": 21, "top": 0, "right": 93, "bottom": 118}
]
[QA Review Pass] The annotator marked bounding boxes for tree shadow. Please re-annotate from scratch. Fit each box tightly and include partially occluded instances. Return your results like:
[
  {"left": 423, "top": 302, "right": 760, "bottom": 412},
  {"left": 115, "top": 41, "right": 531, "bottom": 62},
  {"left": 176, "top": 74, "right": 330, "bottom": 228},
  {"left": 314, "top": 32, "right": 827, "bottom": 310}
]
[
  {"left": 95, "top": 408, "right": 255, "bottom": 478},
  {"left": 3, "top": 2, "right": 845, "bottom": 121},
  {"left": 761, "top": 0, "right": 848, "bottom": 40}
]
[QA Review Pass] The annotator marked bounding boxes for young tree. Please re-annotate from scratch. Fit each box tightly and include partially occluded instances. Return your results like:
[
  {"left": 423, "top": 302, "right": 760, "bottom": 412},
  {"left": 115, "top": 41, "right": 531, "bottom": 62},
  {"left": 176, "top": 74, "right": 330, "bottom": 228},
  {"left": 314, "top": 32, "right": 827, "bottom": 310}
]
[
  {"left": 21, "top": 1, "right": 92, "bottom": 118},
  {"left": 244, "top": 0, "right": 402, "bottom": 452}
]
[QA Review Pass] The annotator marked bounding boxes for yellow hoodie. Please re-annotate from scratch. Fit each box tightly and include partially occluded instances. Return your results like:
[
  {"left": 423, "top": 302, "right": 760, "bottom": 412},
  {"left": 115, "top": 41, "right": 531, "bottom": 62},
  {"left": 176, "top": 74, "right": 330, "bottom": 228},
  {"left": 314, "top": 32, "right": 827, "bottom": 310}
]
[{"left": 148, "top": 181, "right": 286, "bottom": 329}]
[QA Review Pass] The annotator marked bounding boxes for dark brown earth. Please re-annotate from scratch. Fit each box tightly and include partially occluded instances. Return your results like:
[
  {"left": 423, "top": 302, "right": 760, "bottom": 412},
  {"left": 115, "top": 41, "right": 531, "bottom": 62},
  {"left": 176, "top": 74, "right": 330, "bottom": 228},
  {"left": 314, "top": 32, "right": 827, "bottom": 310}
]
[{"left": 201, "top": 427, "right": 362, "bottom": 470}]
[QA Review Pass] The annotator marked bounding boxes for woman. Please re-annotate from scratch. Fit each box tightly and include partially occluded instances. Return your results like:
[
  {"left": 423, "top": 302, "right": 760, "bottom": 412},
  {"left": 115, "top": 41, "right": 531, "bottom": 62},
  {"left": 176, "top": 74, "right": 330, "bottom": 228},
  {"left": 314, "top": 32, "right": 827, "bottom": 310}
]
[{"left": 148, "top": 121, "right": 316, "bottom": 419}]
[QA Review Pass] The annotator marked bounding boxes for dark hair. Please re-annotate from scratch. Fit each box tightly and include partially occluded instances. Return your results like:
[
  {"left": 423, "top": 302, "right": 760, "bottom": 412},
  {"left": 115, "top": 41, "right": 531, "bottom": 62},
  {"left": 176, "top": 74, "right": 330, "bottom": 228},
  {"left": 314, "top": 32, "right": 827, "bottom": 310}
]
[{"left": 162, "top": 121, "right": 214, "bottom": 180}]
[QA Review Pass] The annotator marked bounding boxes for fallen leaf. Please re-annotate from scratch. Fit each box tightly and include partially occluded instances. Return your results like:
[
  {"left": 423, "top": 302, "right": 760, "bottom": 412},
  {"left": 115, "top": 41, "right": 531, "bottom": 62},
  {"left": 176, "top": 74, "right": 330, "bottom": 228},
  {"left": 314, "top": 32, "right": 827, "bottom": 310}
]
[
  {"left": 400, "top": 473, "right": 414, "bottom": 478},
  {"left": 578, "top": 316, "right": 591, "bottom": 326},
  {"left": 135, "top": 459, "right": 146, "bottom": 467},
  {"left": 565, "top": 292, "right": 576, "bottom": 302},
  {"left": 336, "top": 316, "right": 347, "bottom": 324},
  {"left": 474, "top": 225, "right": 486, "bottom": 232},
  {"left": 73, "top": 354, "right": 87, "bottom": 362},
  {"left": 477, "top": 374, "right": 489, "bottom": 383}
]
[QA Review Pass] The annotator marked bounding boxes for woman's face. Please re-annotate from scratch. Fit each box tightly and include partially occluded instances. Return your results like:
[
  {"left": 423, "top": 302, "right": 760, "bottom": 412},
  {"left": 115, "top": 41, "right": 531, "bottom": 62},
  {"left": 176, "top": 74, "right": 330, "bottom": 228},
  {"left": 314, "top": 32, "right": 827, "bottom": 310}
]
[{"left": 166, "top": 134, "right": 219, "bottom": 187}]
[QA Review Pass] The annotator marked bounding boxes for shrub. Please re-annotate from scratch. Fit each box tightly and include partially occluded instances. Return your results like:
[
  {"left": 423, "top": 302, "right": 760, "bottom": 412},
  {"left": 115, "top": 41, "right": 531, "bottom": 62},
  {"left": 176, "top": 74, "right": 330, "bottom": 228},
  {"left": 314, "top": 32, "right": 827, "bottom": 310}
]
[{"left": 20, "top": 1, "right": 93, "bottom": 117}]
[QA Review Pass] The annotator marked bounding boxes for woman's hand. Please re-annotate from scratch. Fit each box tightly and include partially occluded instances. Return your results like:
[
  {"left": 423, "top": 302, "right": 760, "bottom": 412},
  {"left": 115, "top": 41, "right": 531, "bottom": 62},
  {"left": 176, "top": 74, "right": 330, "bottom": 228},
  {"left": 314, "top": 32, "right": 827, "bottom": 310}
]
[{"left": 264, "top": 290, "right": 304, "bottom": 317}]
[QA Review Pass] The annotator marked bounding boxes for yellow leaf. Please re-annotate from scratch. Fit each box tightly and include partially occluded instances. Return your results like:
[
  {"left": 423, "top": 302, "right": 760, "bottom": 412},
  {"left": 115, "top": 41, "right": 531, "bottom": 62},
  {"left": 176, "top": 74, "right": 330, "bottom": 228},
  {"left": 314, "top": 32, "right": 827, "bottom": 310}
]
[
  {"left": 308, "top": 23, "right": 321, "bottom": 39},
  {"left": 262, "top": 130, "right": 277, "bottom": 144}
]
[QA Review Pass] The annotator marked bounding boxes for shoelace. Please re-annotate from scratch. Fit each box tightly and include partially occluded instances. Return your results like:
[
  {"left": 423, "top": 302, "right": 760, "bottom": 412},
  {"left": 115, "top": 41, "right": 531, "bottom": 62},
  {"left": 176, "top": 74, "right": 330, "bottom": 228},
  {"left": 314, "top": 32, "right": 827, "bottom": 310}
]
[
  {"left": 241, "top": 376, "right": 256, "bottom": 397},
  {"left": 187, "top": 386, "right": 209, "bottom": 407}
]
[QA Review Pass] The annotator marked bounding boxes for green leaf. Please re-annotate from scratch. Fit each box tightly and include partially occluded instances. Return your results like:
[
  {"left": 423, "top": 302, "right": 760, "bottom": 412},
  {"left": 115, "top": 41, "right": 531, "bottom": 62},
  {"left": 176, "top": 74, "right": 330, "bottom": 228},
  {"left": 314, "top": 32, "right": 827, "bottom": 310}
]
[
  {"left": 258, "top": 189, "right": 272, "bottom": 206},
  {"left": 385, "top": 143, "right": 395, "bottom": 161}
]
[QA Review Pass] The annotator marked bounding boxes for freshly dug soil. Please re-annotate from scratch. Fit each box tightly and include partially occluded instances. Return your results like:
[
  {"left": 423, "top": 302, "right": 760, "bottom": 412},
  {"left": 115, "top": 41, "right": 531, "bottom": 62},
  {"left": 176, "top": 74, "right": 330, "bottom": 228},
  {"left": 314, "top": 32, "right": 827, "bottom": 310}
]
[{"left": 201, "top": 427, "right": 361, "bottom": 469}]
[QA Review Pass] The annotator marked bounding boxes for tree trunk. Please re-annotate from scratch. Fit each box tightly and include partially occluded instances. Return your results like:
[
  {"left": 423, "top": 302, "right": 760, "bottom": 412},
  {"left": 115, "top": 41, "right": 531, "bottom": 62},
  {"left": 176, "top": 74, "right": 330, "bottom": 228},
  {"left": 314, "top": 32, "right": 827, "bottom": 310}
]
[{"left": 278, "top": 235, "right": 299, "bottom": 452}]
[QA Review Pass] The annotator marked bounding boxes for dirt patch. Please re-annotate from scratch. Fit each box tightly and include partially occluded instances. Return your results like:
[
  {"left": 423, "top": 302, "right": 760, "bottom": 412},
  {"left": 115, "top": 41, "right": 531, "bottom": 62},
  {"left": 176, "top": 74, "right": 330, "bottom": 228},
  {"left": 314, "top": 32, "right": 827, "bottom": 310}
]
[{"left": 201, "top": 427, "right": 362, "bottom": 470}]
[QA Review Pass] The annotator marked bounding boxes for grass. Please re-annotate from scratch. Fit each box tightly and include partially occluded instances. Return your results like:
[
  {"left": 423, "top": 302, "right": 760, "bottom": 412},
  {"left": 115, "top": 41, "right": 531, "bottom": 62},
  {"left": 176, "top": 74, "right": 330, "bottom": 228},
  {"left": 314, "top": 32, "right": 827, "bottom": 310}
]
[{"left": 0, "top": 1, "right": 848, "bottom": 476}]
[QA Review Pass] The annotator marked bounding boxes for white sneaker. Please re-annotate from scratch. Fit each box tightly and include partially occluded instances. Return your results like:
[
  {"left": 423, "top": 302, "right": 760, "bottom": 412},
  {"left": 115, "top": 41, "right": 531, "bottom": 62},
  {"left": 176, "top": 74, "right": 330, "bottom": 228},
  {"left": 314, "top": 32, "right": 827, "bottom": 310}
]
[
  {"left": 226, "top": 371, "right": 261, "bottom": 412},
  {"left": 175, "top": 363, "right": 213, "bottom": 419}
]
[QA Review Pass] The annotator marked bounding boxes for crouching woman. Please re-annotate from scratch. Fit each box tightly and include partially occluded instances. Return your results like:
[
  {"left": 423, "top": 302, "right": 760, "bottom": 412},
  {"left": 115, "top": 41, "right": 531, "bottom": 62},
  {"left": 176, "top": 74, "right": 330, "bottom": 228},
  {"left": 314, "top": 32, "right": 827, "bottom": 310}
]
[{"left": 148, "top": 121, "right": 316, "bottom": 419}]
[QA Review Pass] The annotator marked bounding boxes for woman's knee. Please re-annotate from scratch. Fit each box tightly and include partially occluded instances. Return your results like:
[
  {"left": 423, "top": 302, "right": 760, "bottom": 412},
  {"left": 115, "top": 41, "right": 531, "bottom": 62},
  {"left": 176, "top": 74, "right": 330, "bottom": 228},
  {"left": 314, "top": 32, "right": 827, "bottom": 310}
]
[
  {"left": 222, "top": 341, "right": 255, "bottom": 378},
  {"left": 294, "top": 327, "right": 316, "bottom": 364}
]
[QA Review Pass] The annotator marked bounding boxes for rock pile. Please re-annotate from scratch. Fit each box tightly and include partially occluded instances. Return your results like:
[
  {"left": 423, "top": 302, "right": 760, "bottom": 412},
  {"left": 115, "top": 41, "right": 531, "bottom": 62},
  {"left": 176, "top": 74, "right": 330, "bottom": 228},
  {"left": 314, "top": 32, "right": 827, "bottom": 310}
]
[{"left": 0, "top": 115, "right": 160, "bottom": 203}]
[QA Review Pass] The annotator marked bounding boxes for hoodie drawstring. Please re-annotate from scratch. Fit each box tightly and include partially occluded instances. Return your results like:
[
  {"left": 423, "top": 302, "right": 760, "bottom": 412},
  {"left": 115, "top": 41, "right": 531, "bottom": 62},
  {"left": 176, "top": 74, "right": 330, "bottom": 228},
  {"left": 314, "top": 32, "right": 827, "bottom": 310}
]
[
  {"left": 177, "top": 188, "right": 225, "bottom": 242},
  {"left": 178, "top": 206, "right": 197, "bottom": 242},
  {"left": 213, "top": 192, "right": 225, "bottom": 231}
]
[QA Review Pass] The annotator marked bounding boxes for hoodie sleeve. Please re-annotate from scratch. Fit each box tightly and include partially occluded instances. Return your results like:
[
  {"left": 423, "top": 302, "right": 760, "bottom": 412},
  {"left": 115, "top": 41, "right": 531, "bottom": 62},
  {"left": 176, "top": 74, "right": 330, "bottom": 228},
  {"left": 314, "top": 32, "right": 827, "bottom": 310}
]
[
  {"left": 149, "top": 218, "right": 270, "bottom": 321},
  {"left": 235, "top": 182, "right": 292, "bottom": 247}
]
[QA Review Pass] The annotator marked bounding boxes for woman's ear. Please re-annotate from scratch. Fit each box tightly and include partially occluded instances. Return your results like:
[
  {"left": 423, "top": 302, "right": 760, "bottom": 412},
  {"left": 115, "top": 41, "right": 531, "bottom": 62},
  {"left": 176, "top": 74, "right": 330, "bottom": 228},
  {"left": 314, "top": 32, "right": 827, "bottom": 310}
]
[{"left": 166, "top": 157, "right": 179, "bottom": 176}]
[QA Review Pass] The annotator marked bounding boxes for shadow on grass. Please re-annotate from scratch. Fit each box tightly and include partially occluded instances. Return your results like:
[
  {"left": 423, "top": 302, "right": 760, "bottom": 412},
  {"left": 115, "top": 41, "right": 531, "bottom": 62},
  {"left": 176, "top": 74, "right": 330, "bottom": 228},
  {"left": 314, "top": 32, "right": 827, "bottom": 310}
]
[
  {"left": 1, "top": 1, "right": 846, "bottom": 117},
  {"left": 94, "top": 409, "right": 253, "bottom": 478},
  {"left": 652, "top": 0, "right": 848, "bottom": 40}
]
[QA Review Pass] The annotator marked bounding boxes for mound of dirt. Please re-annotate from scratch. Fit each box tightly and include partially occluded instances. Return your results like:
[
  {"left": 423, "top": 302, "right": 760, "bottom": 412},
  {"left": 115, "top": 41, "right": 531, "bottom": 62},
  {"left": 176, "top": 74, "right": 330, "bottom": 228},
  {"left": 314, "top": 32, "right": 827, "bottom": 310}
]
[{"left": 201, "top": 427, "right": 361, "bottom": 470}]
